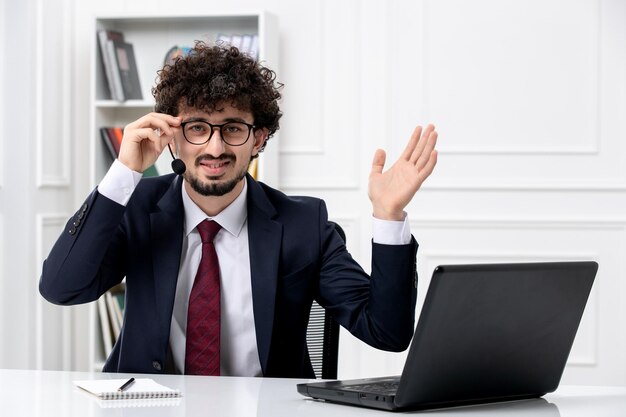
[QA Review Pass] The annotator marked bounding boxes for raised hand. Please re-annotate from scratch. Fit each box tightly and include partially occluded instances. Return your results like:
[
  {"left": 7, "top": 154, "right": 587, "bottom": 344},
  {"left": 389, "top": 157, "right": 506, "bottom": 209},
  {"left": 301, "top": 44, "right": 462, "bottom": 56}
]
[
  {"left": 118, "top": 113, "right": 181, "bottom": 173},
  {"left": 368, "top": 124, "right": 438, "bottom": 220}
]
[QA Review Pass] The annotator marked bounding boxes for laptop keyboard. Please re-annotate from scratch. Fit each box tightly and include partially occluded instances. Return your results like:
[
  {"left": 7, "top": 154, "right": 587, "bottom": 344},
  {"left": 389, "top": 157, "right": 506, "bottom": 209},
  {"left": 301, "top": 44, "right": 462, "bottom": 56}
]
[{"left": 342, "top": 380, "right": 400, "bottom": 395}]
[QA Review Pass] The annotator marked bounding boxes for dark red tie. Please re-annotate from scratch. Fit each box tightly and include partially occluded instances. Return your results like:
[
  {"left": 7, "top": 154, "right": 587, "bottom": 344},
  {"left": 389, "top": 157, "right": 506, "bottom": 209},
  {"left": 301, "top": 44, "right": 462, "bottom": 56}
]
[{"left": 185, "top": 219, "right": 222, "bottom": 375}]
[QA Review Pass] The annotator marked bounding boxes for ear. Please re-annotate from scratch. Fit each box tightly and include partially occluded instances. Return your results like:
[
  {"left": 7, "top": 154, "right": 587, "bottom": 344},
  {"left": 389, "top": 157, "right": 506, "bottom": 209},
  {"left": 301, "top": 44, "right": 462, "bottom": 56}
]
[
  {"left": 169, "top": 137, "right": 178, "bottom": 156},
  {"left": 251, "top": 128, "right": 269, "bottom": 156}
]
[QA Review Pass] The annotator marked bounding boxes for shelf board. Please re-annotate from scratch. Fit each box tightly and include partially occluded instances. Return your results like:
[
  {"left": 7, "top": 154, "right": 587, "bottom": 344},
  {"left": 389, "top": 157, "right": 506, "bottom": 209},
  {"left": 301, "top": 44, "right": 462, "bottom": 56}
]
[{"left": 95, "top": 99, "right": 154, "bottom": 108}]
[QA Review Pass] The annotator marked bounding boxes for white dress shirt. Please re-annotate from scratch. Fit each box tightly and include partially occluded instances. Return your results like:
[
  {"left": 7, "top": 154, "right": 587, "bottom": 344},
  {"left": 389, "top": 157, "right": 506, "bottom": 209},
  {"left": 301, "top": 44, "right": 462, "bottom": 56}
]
[
  {"left": 170, "top": 178, "right": 261, "bottom": 376},
  {"left": 97, "top": 159, "right": 412, "bottom": 376}
]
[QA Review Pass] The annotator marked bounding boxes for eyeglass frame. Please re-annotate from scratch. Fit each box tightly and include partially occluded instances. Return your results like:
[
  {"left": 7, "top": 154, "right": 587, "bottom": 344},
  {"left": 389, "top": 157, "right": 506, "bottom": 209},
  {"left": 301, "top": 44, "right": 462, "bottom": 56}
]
[{"left": 180, "top": 120, "right": 257, "bottom": 147}]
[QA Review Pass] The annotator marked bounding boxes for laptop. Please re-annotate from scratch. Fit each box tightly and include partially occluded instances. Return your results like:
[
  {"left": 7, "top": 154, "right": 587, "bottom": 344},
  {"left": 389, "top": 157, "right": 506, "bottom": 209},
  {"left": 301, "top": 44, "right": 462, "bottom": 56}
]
[{"left": 297, "top": 261, "right": 598, "bottom": 411}]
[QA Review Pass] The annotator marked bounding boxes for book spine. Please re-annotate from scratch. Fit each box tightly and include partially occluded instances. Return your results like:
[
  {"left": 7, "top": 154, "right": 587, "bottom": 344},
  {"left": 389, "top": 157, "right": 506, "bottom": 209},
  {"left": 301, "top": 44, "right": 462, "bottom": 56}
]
[
  {"left": 100, "top": 127, "right": 117, "bottom": 160},
  {"left": 97, "top": 297, "right": 113, "bottom": 356},
  {"left": 97, "top": 31, "right": 117, "bottom": 100},
  {"left": 114, "top": 41, "right": 143, "bottom": 100},
  {"left": 105, "top": 291, "right": 121, "bottom": 341},
  {"left": 107, "top": 127, "right": 123, "bottom": 155},
  {"left": 106, "top": 41, "right": 125, "bottom": 101}
]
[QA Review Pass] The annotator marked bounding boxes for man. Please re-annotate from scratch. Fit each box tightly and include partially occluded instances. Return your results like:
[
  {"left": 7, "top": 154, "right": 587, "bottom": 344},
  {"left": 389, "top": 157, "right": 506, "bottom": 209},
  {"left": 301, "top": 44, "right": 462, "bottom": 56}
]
[{"left": 40, "top": 43, "right": 438, "bottom": 378}]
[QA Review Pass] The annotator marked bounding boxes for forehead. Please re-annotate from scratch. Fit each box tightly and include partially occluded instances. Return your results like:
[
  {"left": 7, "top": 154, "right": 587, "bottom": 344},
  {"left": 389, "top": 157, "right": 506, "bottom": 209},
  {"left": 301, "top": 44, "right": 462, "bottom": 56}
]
[{"left": 177, "top": 101, "right": 253, "bottom": 121}]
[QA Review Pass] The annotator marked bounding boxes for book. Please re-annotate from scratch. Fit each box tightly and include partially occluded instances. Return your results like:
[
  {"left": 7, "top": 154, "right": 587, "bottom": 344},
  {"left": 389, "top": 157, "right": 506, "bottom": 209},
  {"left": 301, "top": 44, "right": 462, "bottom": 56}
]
[
  {"left": 241, "top": 34, "right": 253, "bottom": 55},
  {"left": 110, "top": 282, "right": 126, "bottom": 313},
  {"left": 216, "top": 33, "right": 231, "bottom": 47},
  {"left": 215, "top": 33, "right": 259, "bottom": 60},
  {"left": 112, "top": 40, "right": 143, "bottom": 100},
  {"left": 96, "top": 297, "right": 113, "bottom": 356},
  {"left": 97, "top": 30, "right": 125, "bottom": 101},
  {"left": 106, "top": 41, "right": 125, "bottom": 101},
  {"left": 108, "top": 283, "right": 125, "bottom": 329},
  {"left": 99, "top": 127, "right": 119, "bottom": 160},
  {"left": 105, "top": 291, "right": 121, "bottom": 340},
  {"left": 108, "top": 127, "right": 123, "bottom": 152},
  {"left": 230, "top": 34, "right": 243, "bottom": 50},
  {"left": 249, "top": 34, "right": 260, "bottom": 60},
  {"left": 74, "top": 378, "right": 182, "bottom": 400}
]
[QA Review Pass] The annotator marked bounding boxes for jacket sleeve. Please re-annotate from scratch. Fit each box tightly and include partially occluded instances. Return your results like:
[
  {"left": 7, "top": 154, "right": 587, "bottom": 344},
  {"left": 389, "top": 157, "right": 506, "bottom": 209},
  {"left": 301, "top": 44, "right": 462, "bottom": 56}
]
[
  {"left": 39, "top": 188, "right": 128, "bottom": 305},
  {"left": 315, "top": 202, "right": 418, "bottom": 352}
]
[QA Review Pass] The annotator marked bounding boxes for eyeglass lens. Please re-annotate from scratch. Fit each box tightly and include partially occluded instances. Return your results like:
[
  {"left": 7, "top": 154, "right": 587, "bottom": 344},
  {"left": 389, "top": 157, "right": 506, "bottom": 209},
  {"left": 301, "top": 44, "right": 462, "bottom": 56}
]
[{"left": 183, "top": 121, "right": 252, "bottom": 146}]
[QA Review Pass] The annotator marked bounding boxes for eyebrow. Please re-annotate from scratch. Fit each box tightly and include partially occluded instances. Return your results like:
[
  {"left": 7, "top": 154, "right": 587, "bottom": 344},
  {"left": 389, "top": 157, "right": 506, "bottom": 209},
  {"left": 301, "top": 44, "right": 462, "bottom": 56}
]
[{"left": 182, "top": 116, "right": 250, "bottom": 124}]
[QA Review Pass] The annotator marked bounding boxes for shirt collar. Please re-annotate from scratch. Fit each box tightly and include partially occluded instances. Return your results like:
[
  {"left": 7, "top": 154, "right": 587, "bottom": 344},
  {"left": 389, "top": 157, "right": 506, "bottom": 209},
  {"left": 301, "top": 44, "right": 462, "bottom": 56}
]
[{"left": 182, "top": 178, "right": 248, "bottom": 238}]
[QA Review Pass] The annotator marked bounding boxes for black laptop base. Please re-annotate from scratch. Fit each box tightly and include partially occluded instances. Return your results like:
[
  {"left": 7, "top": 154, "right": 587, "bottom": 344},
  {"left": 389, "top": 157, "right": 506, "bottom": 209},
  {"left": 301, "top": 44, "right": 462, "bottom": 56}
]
[{"left": 298, "top": 378, "right": 543, "bottom": 412}]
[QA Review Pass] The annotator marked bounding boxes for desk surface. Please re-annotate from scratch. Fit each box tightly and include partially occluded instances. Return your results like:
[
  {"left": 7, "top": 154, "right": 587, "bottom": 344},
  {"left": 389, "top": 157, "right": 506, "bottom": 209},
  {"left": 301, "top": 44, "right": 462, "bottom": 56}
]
[{"left": 1, "top": 368, "right": 625, "bottom": 416}]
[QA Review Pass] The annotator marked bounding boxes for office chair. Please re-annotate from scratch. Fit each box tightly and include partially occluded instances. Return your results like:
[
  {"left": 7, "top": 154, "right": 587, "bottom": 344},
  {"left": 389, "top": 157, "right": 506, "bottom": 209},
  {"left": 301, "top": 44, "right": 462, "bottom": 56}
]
[{"left": 306, "top": 221, "right": 343, "bottom": 379}]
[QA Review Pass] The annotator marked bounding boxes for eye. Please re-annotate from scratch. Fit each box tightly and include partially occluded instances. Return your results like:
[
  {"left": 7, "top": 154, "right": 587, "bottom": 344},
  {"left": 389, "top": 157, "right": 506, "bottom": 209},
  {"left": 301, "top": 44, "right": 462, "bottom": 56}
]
[
  {"left": 185, "top": 122, "right": 209, "bottom": 135},
  {"left": 223, "top": 123, "right": 244, "bottom": 133}
]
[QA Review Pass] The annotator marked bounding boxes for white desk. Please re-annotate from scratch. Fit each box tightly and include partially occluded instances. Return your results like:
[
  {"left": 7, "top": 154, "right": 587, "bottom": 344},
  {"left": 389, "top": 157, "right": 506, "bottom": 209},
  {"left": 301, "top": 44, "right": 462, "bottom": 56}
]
[{"left": 1, "top": 368, "right": 625, "bottom": 416}]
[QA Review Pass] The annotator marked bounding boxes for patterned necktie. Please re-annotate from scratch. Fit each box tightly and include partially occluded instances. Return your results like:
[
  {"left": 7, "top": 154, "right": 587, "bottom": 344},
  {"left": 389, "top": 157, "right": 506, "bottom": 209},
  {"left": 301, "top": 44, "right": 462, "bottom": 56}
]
[{"left": 185, "top": 219, "right": 222, "bottom": 375}]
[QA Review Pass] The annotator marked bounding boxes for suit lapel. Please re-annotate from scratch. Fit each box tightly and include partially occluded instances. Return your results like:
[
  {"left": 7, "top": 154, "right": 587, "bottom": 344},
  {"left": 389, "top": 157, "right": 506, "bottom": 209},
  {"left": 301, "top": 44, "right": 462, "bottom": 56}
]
[
  {"left": 246, "top": 176, "right": 282, "bottom": 374},
  {"left": 150, "top": 175, "right": 185, "bottom": 337}
]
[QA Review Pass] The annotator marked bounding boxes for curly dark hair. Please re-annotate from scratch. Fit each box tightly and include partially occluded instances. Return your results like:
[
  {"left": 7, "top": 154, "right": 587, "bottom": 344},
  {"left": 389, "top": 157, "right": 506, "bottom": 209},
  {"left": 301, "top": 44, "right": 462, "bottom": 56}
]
[{"left": 152, "top": 41, "right": 283, "bottom": 153}]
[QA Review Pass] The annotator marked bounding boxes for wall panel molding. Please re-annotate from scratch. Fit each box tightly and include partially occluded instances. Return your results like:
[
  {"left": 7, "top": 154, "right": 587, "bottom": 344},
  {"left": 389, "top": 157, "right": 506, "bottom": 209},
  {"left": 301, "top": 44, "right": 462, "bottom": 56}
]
[
  {"left": 278, "top": 1, "right": 324, "bottom": 156},
  {"left": 411, "top": 216, "right": 626, "bottom": 230},
  {"left": 35, "top": 214, "right": 71, "bottom": 370},
  {"left": 412, "top": 0, "right": 626, "bottom": 191},
  {"left": 35, "top": 0, "right": 71, "bottom": 188},
  {"left": 409, "top": 215, "right": 626, "bottom": 380},
  {"left": 423, "top": 0, "right": 601, "bottom": 156},
  {"left": 280, "top": 178, "right": 360, "bottom": 191},
  {"left": 0, "top": 214, "right": 3, "bottom": 362},
  {"left": 0, "top": 0, "right": 4, "bottom": 189},
  {"left": 0, "top": 1, "right": 9, "bottom": 188},
  {"left": 278, "top": 0, "right": 361, "bottom": 190},
  {"left": 422, "top": 181, "right": 626, "bottom": 192}
]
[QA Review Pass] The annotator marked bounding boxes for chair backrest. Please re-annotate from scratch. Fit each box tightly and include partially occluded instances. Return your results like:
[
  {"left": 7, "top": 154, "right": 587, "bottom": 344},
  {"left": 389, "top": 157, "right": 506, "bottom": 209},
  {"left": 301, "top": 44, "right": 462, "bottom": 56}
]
[{"left": 306, "top": 221, "right": 343, "bottom": 379}]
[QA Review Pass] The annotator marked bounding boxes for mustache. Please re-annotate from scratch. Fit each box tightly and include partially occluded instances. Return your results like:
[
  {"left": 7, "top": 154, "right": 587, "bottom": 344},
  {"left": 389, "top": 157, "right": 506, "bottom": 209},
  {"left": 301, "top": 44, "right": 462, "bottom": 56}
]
[{"left": 194, "top": 154, "right": 236, "bottom": 166}]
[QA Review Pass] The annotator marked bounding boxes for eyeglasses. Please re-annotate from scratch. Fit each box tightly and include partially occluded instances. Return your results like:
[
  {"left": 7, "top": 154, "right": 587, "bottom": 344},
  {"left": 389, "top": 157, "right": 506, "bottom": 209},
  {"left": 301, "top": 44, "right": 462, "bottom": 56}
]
[{"left": 180, "top": 120, "right": 256, "bottom": 146}]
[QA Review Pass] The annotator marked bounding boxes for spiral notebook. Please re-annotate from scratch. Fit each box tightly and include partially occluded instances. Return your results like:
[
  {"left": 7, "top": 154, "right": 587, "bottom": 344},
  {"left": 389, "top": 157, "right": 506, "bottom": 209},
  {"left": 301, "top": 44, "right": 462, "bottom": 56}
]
[{"left": 74, "top": 378, "right": 182, "bottom": 400}]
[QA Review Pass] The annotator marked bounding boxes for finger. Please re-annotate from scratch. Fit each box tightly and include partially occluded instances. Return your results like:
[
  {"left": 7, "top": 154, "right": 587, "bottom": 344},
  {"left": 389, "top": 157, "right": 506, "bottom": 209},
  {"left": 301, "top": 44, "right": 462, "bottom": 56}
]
[
  {"left": 145, "top": 112, "right": 181, "bottom": 126},
  {"left": 400, "top": 125, "right": 423, "bottom": 161},
  {"left": 127, "top": 113, "right": 180, "bottom": 137},
  {"left": 416, "top": 130, "right": 438, "bottom": 171},
  {"left": 417, "top": 150, "right": 438, "bottom": 184},
  {"left": 131, "top": 127, "right": 167, "bottom": 154},
  {"left": 157, "top": 128, "right": 176, "bottom": 151},
  {"left": 150, "top": 115, "right": 181, "bottom": 138},
  {"left": 409, "top": 124, "right": 435, "bottom": 164},
  {"left": 370, "top": 149, "right": 386, "bottom": 175}
]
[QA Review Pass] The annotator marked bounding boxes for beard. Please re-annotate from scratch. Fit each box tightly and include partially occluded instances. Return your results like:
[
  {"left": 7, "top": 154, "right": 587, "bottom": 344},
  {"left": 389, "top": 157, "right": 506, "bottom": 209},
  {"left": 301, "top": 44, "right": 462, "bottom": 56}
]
[{"left": 185, "top": 154, "right": 249, "bottom": 196}]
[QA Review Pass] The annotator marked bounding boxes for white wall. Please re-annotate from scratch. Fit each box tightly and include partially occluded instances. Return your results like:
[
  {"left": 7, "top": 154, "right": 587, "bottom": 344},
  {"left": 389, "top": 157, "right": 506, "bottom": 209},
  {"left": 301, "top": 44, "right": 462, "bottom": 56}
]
[{"left": 1, "top": 0, "right": 624, "bottom": 385}]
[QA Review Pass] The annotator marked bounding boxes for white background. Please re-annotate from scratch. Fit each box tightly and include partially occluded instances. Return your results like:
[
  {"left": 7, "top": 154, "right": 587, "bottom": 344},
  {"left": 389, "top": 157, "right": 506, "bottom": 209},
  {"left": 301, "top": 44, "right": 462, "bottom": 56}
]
[{"left": 1, "top": 0, "right": 624, "bottom": 385}]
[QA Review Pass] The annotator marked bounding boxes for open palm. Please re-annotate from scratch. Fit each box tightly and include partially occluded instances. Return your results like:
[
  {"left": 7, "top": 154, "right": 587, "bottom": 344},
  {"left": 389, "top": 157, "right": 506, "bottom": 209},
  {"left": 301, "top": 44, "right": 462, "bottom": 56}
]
[{"left": 368, "top": 125, "right": 438, "bottom": 220}]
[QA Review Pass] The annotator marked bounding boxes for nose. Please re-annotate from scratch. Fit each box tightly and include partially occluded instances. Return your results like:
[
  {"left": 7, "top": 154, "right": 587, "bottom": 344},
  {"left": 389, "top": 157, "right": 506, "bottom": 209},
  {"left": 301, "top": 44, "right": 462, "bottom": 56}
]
[{"left": 204, "top": 127, "right": 226, "bottom": 156}]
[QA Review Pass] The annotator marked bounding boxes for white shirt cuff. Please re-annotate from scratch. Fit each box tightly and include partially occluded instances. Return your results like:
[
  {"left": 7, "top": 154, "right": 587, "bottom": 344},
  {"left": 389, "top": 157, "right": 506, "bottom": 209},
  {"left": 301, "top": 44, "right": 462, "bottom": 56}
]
[
  {"left": 372, "top": 212, "right": 411, "bottom": 245},
  {"left": 97, "top": 159, "right": 143, "bottom": 206}
]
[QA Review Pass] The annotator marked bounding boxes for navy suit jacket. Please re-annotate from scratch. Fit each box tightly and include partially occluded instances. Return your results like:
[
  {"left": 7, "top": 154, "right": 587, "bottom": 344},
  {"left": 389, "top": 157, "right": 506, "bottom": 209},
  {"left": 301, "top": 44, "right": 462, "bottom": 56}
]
[{"left": 40, "top": 174, "right": 418, "bottom": 378}]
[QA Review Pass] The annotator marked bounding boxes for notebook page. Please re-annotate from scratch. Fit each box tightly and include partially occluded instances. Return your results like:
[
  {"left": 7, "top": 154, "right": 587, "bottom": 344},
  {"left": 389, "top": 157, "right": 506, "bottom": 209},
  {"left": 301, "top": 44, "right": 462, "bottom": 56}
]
[{"left": 74, "top": 378, "right": 181, "bottom": 400}]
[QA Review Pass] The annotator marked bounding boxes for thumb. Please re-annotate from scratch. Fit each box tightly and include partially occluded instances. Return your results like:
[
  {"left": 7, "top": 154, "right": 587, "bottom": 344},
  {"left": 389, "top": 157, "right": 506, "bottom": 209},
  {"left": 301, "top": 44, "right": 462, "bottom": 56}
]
[{"left": 370, "top": 149, "right": 386, "bottom": 176}]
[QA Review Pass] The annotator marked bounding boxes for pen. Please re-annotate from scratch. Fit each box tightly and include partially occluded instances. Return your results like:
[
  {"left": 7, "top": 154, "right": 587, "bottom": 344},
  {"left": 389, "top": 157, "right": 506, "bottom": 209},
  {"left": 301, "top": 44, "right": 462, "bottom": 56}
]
[{"left": 117, "top": 377, "right": 135, "bottom": 392}]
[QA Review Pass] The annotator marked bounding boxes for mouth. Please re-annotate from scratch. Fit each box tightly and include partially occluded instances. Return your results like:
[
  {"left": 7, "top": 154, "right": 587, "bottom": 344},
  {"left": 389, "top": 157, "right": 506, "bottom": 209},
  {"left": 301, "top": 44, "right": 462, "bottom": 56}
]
[{"left": 197, "top": 157, "right": 233, "bottom": 177}]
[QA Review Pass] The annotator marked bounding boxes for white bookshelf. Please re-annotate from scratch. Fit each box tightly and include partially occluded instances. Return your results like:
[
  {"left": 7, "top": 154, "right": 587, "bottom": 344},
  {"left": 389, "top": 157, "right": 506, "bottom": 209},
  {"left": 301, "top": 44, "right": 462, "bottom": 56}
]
[{"left": 88, "top": 11, "right": 279, "bottom": 371}]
